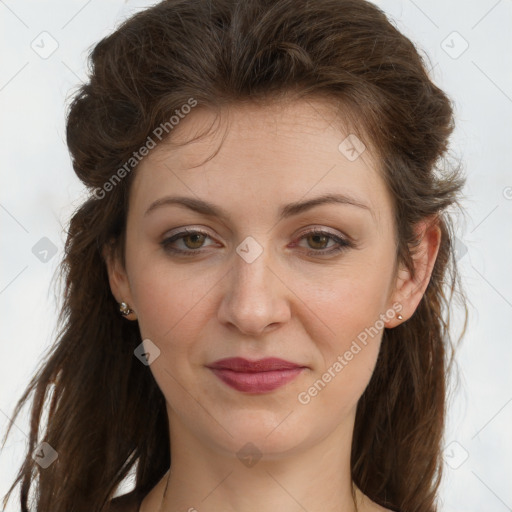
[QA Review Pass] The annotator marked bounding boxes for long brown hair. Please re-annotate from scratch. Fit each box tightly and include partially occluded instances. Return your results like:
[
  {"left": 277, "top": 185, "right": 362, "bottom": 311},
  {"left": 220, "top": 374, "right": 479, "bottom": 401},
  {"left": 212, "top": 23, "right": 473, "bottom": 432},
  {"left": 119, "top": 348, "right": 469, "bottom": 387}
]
[{"left": 1, "top": 1, "right": 467, "bottom": 510}]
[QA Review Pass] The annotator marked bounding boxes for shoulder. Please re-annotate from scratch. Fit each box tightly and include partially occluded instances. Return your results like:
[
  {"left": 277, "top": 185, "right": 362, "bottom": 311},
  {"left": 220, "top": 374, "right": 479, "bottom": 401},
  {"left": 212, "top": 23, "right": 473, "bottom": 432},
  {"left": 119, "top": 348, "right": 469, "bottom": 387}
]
[
  {"left": 356, "top": 489, "right": 398, "bottom": 512},
  {"left": 107, "top": 490, "right": 144, "bottom": 512}
]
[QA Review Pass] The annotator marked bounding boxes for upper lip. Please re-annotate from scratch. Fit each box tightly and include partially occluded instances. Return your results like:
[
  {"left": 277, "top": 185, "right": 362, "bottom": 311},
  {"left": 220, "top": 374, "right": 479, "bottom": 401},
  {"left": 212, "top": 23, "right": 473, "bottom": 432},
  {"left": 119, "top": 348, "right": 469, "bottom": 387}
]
[{"left": 207, "top": 357, "right": 305, "bottom": 372}]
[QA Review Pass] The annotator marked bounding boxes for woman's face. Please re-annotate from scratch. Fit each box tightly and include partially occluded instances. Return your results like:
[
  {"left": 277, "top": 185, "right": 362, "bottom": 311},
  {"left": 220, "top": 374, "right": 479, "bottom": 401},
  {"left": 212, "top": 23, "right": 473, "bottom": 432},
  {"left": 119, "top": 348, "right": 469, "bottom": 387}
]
[{"left": 109, "top": 99, "right": 409, "bottom": 459}]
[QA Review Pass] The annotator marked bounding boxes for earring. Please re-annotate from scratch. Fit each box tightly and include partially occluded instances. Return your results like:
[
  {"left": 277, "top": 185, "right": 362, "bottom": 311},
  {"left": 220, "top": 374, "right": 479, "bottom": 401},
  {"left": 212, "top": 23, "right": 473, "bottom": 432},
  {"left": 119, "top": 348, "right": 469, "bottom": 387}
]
[
  {"left": 119, "top": 302, "right": 134, "bottom": 316},
  {"left": 397, "top": 314, "right": 403, "bottom": 320}
]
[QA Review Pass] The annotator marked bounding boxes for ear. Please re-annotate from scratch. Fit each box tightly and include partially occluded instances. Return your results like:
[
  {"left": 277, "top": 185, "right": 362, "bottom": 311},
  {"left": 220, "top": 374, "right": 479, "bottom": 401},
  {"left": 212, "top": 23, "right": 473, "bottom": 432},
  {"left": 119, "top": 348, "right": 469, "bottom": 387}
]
[
  {"left": 103, "top": 241, "right": 137, "bottom": 320},
  {"left": 386, "top": 215, "right": 442, "bottom": 327}
]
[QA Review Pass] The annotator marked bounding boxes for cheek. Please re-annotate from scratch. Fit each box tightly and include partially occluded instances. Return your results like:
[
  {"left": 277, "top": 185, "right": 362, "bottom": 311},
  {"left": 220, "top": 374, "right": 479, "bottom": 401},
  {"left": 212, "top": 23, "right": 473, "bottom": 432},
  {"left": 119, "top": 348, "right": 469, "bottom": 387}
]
[
  {"left": 303, "top": 262, "right": 392, "bottom": 343},
  {"left": 298, "top": 264, "right": 392, "bottom": 403},
  {"left": 129, "top": 264, "right": 211, "bottom": 400},
  {"left": 127, "top": 249, "right": 218, "bottom": 342},
  {"left": 298, "top": 283, "right": 384, "bottom": 416}
]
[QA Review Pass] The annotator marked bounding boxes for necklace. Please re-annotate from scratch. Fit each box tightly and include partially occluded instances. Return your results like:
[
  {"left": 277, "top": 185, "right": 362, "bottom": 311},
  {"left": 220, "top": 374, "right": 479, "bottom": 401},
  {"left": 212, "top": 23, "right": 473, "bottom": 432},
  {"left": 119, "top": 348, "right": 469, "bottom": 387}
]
[{"left": 157, "top": 470, "right": 358, "bottom": 512}]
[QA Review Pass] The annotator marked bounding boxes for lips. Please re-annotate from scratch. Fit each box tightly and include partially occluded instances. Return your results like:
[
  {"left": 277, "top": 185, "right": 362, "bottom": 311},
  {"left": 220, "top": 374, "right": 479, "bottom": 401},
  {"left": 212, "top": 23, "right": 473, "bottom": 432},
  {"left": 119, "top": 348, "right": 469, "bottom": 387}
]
[{"left": 206, "top": 357, "right": 306, "bottom": 393}]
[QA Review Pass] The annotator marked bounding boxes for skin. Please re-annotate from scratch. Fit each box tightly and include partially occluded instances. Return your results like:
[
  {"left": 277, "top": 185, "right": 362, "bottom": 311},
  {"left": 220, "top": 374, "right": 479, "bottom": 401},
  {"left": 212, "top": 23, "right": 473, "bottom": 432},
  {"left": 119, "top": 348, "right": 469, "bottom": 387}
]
[{"left": 106, "top": 98, "right": 441, "bottom": 512}]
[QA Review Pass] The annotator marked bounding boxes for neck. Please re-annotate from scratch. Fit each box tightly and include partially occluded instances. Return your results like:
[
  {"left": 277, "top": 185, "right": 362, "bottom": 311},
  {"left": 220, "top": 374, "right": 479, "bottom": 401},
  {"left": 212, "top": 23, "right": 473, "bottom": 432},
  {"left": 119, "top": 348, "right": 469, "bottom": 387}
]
[{"left": 159, "top": 407, "right": 360, "bottom": 512}]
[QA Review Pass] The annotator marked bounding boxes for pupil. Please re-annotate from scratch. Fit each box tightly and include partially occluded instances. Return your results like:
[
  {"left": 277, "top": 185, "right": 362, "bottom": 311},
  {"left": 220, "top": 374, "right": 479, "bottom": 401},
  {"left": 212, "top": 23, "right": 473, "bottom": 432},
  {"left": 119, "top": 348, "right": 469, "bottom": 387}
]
[
  {"left": 310, "top": 234, "right": 327, "bottom": 249},
  {"left": 185, "top": 234, "right": 204, "bottom": 248}
]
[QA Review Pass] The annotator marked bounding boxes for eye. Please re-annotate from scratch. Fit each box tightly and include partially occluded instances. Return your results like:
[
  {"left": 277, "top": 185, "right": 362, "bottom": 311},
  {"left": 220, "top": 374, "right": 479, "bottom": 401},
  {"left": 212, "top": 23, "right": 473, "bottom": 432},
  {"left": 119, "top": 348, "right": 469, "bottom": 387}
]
[
  {"left": 294, "top": 229, "right": 353, "bottom": 256},
  {"left": 160, "top": 228, "right": 217, "bottom": 255},
  {"left": 160, "top": 227, "right": 354, "bottom": 258}
]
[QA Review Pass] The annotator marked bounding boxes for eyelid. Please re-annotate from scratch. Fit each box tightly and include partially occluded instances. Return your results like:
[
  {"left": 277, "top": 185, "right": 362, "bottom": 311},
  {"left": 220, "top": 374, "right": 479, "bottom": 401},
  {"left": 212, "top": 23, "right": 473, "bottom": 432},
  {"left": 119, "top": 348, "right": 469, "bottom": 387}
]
[
  {"left": 295, "top": 225, "right": 347, "bottom": 239},
  {"left": 163, "top": 225, "right": 215, "bottom": 239},
  {"left": 160, "top": 227, "right": 219, "bottom": 254},
  {"left": 290, "top": 227, "right": 354, "bottom": 253},
  {"left": 160, "top": 225, "right": 355, "bottom": 256},
  {"left": 162, "top": 224, "right": 350, "bottom": 241},
  {"left": 293, "top": 225, "right": 354, "bottom": 244}
]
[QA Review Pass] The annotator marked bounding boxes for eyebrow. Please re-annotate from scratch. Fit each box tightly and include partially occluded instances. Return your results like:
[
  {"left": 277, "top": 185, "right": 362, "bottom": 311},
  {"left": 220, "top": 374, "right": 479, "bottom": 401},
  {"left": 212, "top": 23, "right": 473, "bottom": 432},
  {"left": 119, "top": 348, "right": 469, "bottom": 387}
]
[{"left": 144, "top": 193, "right": 373, "bottom": 222}]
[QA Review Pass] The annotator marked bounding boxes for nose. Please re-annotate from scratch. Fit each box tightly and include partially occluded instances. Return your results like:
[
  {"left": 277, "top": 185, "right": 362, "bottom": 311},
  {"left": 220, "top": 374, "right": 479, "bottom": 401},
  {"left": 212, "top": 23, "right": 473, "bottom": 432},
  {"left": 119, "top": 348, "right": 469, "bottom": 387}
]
[{"left": 217, "top": 245, "right": 291, "bottom": 336}]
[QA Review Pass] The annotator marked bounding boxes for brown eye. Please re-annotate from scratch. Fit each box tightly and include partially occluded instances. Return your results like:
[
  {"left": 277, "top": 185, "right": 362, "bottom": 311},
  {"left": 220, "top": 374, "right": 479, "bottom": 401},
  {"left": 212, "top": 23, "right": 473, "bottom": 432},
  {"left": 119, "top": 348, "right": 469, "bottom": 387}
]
[
  {"left": 305, "top": 233, "right": 331, "bottom": 250},
  {"left": 296, "top": 229, "right": 353, "bottom": 256},
  {"left": 161, "top": 229, "right": 216, "bottom": 255},
  {"left": 182, "top": 233, "right": 207, "bottom": 249}
]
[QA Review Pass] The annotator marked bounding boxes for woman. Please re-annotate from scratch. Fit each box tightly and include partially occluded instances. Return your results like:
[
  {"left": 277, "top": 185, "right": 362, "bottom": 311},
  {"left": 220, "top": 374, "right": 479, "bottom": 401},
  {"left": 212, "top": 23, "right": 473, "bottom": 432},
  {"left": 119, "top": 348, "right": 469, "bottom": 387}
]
[{"left": 1, "top": 0, "right": 467, "bottom": 511}]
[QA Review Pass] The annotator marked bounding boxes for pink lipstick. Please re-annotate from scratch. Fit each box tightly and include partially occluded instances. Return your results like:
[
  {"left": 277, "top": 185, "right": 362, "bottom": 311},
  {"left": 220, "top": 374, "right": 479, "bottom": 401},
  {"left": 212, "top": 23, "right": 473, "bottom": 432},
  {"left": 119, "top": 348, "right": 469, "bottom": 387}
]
[{"left": 206, "top": 357, "right": 306, "bottom": 393}]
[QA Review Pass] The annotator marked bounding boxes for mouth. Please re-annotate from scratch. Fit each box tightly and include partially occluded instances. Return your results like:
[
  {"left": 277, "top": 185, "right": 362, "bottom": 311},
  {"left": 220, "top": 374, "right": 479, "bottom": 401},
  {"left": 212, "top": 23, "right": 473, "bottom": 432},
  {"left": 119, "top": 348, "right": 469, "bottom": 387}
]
[{"left": 206, "top": 357, "right": 307, "bottom": 393}]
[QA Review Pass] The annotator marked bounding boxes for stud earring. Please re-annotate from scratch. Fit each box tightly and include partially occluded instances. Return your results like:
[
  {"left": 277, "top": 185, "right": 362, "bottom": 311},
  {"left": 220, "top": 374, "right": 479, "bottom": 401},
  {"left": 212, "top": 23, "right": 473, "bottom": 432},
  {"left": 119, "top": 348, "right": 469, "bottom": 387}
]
[
  {"left": 119, "top": 302, "right": 134, "bottom": 316},
  {"left": 397, "top": 314, "right": 403, "bottom": 320}
]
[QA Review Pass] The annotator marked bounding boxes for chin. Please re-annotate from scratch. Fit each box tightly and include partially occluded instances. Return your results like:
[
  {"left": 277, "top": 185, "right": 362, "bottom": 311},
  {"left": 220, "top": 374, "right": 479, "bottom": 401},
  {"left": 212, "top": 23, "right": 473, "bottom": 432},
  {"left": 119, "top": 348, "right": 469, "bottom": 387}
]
[{"left": 201, "top": 410, "right": 316, "bottom": 461}]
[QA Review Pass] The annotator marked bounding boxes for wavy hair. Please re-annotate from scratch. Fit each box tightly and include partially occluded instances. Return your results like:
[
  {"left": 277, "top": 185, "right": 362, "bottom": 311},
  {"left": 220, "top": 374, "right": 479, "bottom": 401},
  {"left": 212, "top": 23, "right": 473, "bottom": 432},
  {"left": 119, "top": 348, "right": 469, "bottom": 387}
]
[{"left": 2, "top": 1, "right": 467, "bottom": 511}]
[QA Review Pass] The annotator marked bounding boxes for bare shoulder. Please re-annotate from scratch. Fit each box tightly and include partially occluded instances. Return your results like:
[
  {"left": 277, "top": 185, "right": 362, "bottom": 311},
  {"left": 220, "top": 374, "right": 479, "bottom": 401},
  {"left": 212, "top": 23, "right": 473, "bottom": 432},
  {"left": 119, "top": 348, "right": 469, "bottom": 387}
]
[
  {"left": 107, "top": 490, "right": 144, "bottom": 512},
  {"left": 366, "top": 502, "right": 396, "bottom": 512},
  {"left": 356, "top": 489, "right": 397, "bottom": 512},
  {"left": 367, "top": 500, "right": 396, "bottom": 512}
]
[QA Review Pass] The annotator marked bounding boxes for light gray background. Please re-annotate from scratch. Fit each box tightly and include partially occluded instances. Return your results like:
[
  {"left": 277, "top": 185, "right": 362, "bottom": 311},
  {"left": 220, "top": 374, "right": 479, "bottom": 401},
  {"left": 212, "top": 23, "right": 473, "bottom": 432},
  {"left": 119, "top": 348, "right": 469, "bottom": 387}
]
[{"left": 1, "top": 1, "right": 511, "bottom": 510}]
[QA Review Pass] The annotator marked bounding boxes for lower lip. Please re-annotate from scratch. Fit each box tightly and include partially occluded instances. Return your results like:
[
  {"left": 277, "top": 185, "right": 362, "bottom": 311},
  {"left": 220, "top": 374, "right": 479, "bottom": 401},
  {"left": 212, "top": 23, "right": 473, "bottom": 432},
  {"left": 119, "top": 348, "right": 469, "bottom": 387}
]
[{"left": 209, "top": 368, "right": 304, "bottom": 393}]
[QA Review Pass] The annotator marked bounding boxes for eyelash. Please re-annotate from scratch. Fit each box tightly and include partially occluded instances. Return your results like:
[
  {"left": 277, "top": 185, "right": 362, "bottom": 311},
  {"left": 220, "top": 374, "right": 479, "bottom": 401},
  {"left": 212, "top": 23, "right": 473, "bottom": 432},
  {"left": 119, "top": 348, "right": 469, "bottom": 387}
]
[{"left": 160, "top": 228, "right": 354, "bottom": 257}]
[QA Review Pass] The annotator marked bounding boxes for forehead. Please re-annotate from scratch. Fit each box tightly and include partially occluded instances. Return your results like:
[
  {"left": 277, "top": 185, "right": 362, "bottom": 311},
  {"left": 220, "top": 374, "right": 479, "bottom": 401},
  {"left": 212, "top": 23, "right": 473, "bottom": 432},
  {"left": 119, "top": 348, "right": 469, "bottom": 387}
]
[{"left": 130, "top": 99, "right": 392, "bottom": 225}]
